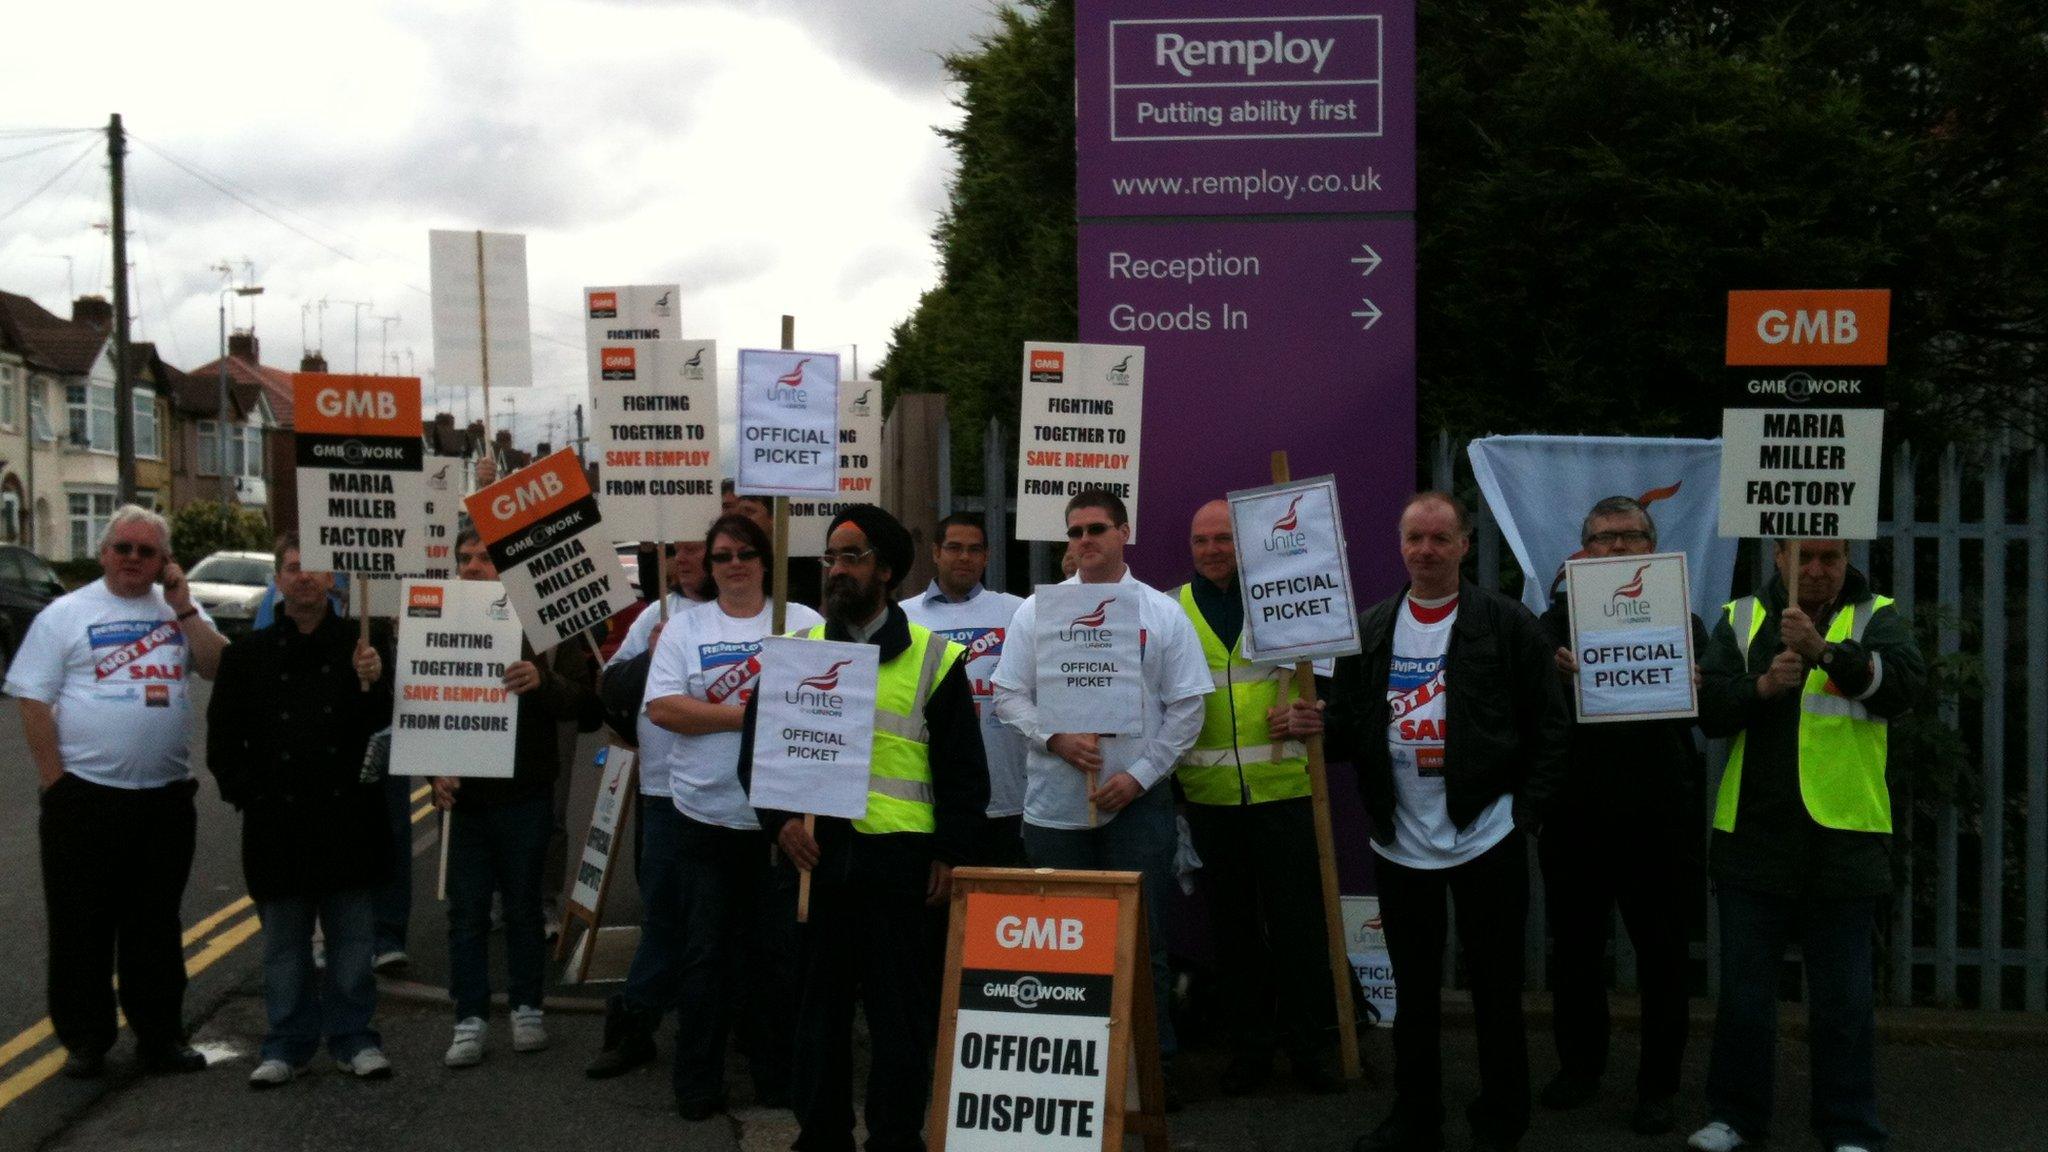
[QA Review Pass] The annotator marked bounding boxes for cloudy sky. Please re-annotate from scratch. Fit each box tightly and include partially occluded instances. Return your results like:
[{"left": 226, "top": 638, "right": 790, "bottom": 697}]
[{"left": 0, "top": 0, "right": 1007, "bottom": 450}]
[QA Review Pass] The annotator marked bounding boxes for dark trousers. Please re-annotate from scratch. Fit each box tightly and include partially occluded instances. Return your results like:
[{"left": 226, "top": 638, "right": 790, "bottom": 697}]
[
  {"left": 1184, "top": 797, "right": 1336, "bottom": 1065},
  {"left": 741, "top": 853, "right": 801, "bottom": 1103},
  {"left": 39, "top": 775, "right": 198, "bottom": 1055},
  {"left": 1376, "top": 830, "right": 1530, "bottom": 1144},
  {"left": 1706, "top": 887, "right": 1885, "bottom": 1150},
  {"left": 446, "top": 796, "right": 550, "bottom": 1019},
  {"left": 1539, "top": 815, "right": 1691, "bottom": 1097},
  {"left": 618, "top": 798, "right": 684, "bottom": 1021},
  {"left": 372, "top": 772, "right": 414, "bottom": 956},
  {"left": 982, "top": 813, "right": 1029, "bottom": 867},
  {"left": 669, "top": 815, "right": 768, "bottom": 1107},
  {"left": 791, "top": 843, "right": 939, "bottom": 1152}
]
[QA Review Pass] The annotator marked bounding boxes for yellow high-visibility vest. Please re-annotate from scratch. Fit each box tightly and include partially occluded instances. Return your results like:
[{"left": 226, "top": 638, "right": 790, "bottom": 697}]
[
  {"left": 797, "top": 623, "right": 964, "bottom": 835},
  {"left": 1174, "top": 583, "right": 1311, "bottom": 806},
  {"left": 1714, "top": 595, "right": 1895, "bottom": 834}
]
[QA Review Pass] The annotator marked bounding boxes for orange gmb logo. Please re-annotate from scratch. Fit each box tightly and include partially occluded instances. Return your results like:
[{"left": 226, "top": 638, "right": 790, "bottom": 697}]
[
  {"left": 588, "top": 290, "right": 618, "bottom": 318},
  {"left": 292, "top": 373, "right": 422, "bottom": 438},
  {"left": 464, "top": 448, "right": 592, "bottom": 542},
  {"left": 1029, "top": 349, "right": 1065, "bottom": 383},
  {"left": 962, "top": 893, "right": 1118, "bottom": 975},
  {"left": 1726, "top": 289, "right": 1890, "bottom": 366},
  {"left": 408, "top": 586, "right": 444, "bottom": 610},
  {"left": 600, "top": 346, "right": 636, "bottom": 380}
]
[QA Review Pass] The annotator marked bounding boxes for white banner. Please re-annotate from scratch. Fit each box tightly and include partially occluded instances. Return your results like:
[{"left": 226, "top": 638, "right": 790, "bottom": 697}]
[
  {"left": 1015, "top": 342, "right": 1145, "bottom": 543},
  {"left": 590, "top": 339, "right": 721, "bottom": 543},
  {"left": 748, "top": 636, "right": 878, "bottom": 820},
  {"left": 1467, "top": 435, "right": 1737, "bottom": 617},
  {"left": 568, "top": 746, "right": 635, "bottom": 913},
  {"left": 429, "top": 229, "right": 533, "bottom": 391},
  {"left": 1565, "top": 551, "right": 1697, "bottom": 723},
  {"left": 736, "top": 349, "right": 841, "bottom": 498},
  {"left": 1228, "top": 475, "right": 1361, "bottom": 662},
  {"left": 1033, "top": 584, "right": 1143, "bottom": 736},
  {"left": 391, "top": 579, "right": 522, "bottom": 778},
  {"left": 788, "top": 381, "right": 883, "bottom": 555}
]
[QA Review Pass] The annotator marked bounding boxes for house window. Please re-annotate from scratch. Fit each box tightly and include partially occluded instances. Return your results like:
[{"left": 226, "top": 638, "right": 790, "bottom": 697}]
[
  {"left": 0, "top": 367, "right": 16, "bottom": 430},
  {"left": 198, "top": 419, "right": 220, "bottom": 475},
  {"left": 65, "top": 382, "right": 120, "bottom": 452},
  {"left": 197, "top": 421, "right": 262, "bottom": 479},
  {"left": 67, "top": 491, "right": 117, "bottom": 558},
  {"left": 134, "top": 392, "right": 158, "bottom": 459}
]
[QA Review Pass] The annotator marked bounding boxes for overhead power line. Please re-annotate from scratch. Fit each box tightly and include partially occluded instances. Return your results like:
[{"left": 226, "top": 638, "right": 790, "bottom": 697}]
[{"left": 0, "top": 139, "right": 98, "bottom": 226}]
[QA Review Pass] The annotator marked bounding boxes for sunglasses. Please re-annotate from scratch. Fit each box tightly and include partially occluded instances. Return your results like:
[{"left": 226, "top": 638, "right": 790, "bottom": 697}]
[
  {"left": 709, "top": 549, "right": 762, "bottom": 565},
  {"left": 111, "top": 542, "right": 161, "bottom": 559},
  {"left": 1065, "top": 522, "right": 1116, "bottom": 539}
]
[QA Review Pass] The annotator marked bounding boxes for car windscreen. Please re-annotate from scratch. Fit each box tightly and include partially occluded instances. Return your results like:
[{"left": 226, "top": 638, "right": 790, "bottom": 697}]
[{"left": 189, "top": 556, "right": 274, "bottom": 587}]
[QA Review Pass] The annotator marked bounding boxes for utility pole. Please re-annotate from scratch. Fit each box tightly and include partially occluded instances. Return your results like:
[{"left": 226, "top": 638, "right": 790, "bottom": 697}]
[
  {"left": 108, "top": 114, "right": 136, "bottom": 504},
  {"left": 376, "top": 315, "right": 400, "bottom": 375}
]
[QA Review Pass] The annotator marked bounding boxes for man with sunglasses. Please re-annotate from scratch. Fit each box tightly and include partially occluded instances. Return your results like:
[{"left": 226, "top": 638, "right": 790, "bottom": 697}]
[
  {"left": 991, "top": 487, "right": 1213, "bottom": 1105},
  {"left": 8, "top": 505, "right": 228, "bottom": 1078}
]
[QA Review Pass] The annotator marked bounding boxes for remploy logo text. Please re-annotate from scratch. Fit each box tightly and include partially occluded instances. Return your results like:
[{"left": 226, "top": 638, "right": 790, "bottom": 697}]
[{"left": 1155, "top": 31, "right": 1335, "bottom": 78}]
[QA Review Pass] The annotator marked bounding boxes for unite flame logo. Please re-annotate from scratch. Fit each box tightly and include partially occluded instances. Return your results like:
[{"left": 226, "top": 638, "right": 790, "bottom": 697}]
[
  {"left": 1058, "top": 596, "right": 1119, "bottom": 647},
  {"left": 785, "top": 656, "right": 852, "bottom": 714},
  {"left": 798, "top": 659, "right": 855, "bottom": 692},
  {"left": 1602, "top": 562, "right": 1655, "bottom": 620},
  {"left": 1105, "top": 354, "right": 1133, "bottom": 386},
  {"left": 1612, "top": 562, "right": 1653, "bottom": 601},
  {"left": 682, "top": 346, "right": 706, "bottom": 380},
  {"left": 1266, "top": 493, "right": 1310, "bottom": 555},
  {"left": 1070, "top": 597, "right": 1116, "bottom": 629},
  {"left": 769, "top": 357, "right": 811, "bottom": 409}
]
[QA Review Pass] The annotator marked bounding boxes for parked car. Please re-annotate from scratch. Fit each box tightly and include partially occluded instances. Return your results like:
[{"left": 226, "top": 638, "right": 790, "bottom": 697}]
[
  {"left": 0, "top": 544, "right": 66, "bottom": 679},
  {"left": 185, "top": 550, "right": 275, "bottom": 637}
]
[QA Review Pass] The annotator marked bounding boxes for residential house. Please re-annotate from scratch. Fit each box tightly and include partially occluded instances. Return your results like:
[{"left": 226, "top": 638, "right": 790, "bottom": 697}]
[{"left": 187, "top": 333, "right": 303, "bottom": 533}]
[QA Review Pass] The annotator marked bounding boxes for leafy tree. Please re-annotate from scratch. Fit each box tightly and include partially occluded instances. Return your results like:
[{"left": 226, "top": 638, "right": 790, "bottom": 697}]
[{"left": 169, "top": 501, "right": 274, "bottom": 568}]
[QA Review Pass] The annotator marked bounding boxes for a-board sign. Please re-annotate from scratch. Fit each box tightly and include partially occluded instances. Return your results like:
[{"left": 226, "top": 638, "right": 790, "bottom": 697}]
[
  {"left": 746, "top": 636, "right": 879, "bottom": 819},
  {"left": 736, "top": 349, "right": 841, "bottom": 498},
  {"left": 1014, "top": 343, "right": 1145, "bottom": 543},
  {"left": 391, "top": 578, "right": 522, "bottom": 778},
  {"left": 293, "top": 373, "right": 428, "bottom": 577},
  {"left": 589, "top": 339, "right": 721, "bottom": 543},
  {"left": 1033, "top": 585, "right": 1143, "bottom": 736},
  {"left": 464, "top": 449, "right": 637, "bottom": 652},
  {"left": 1227, "top": 475, "right": 1361, "bottom": 662},
  {"left": 929, "top": 868, "right": 1170, "bottom": 1152},
  {"left": 788, "top": 380, "right": 884, "bottom": 555},
  {"left": 429, "top": 229, "right": 533, "bottom": 391},
  {"left": 568, "top": 746, "right": 635, "bottom": 914},
  {"left": 1564, "top": 551, "right": 1697, "bottom": 724},
  {"left": 582, "top": 283, "right": 681, "bottom": 355},
  {"left": 1719, "top": 289, "right": 1889, "bottom": 540}
]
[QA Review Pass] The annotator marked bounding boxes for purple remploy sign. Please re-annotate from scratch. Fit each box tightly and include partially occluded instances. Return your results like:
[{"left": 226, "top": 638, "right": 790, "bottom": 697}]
[{"left": 1076, "top": 0, "right": 1416, "bottom": 217}]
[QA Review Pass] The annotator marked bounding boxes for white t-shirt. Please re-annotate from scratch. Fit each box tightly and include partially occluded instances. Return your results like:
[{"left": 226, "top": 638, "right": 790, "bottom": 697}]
[
  {"left": 902, "top": 584, "right": 1029, "bottom": 818},
  {"left": 606, "top": 591, "right": 697, "bottom": 797},
  {"left": 644, "top": 598, "right": 824, "bottom": 829},
  {"left": 992, "top": 567, "right": 1212, "bottom": 831},
  {"left": 1374, "top": 595, "right": 1514, "bottom": 870},
  {"left": 4, "top": 579, "right": 214, "bottom": 790}
]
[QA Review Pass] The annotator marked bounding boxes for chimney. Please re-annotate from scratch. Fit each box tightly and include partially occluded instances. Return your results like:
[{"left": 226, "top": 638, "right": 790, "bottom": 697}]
[
  {"left": 495, "top": 429, "right": 512, "bottom": 449},
  {"left": 228, "top": 330, "right": 261, "bottom": 363},
  {"left": 71, "top": 295, "right": 113, "bottom": 330},
  {"left": 536, "top": 441, "right": 552, "bottom": 457},
  {"left": 434, "top": 412, "right": 455, "bottom": 432},
  {"left": 300, "top": 352, "right": 328, "bottom": 373}
]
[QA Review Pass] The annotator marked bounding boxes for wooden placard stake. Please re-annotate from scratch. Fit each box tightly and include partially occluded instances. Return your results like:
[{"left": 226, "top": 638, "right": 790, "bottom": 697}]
[
  {"left": 437, "top": 808, "right": 451, "bottom": 901},
  {"left": 1270, "top": 450, "right": 1362, "bottom": 1080},
  {"left": 357, "top": 579, "right": 372, "bottom": 692},
  {"left": 776, "top": 314, "right": 816, "bottom": 923}
]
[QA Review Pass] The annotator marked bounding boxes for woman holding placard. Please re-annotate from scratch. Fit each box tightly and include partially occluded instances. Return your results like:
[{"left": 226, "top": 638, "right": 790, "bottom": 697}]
[{"left": 644, "top": 515, "right": 822, "bottom": 1119}]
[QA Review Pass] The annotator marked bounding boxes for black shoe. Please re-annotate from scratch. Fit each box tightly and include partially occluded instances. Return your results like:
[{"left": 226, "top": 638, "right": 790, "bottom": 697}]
[
  {"left": 137, "top": 1044, "right": 207, "bottom": 1074},
  {"left": 1537, "top": 1070, "right": 1598, "bottom": 1110},
  {"left": 1354, "top": 1113, "right": 1443, "bottom": 1152},
  {"left": 61, "top": 1051, "right": 106, "bottom": 1080},
  {"left": 1291, "top": 1055, "right": 1344, "bottom": 1096},
  {"left": 585, "top": 1032, "right": 656, "bottom": 1079},
  {"left": 1219, "top": 1055, "right": 1271, "bottom": 1096},
  {"left": 677, "top": 1094, "right": 726, "bottom": 1122},
  {"left": 1630, "top": 1093, "right": 1676, "bottom": 1135}
]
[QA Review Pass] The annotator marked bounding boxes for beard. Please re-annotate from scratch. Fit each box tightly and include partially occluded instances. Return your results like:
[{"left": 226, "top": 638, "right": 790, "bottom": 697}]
[{"left": 824, "top": 571, "right": 882, "bottom": 629}]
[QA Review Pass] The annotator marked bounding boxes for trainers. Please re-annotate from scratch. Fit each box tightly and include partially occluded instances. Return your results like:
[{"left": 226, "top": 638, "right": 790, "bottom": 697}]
[
  {"left": 371, "top": 950, "right": 409, "bottom": 975},
  {"left": 339, "top": 1047, "right": 393, "bottom": 1080},
  {"left": 444, "top": 1017, "right": 487, "bottom": 1068},
  {"left": 247, "top": 1059, "right": 297, "bottom": 1089},
  {"left": 511, "top": 1005, "right": 548, "bottom": 1053},
  {"left": 1687, "top": 1121, "right": 1747, "bottom": 1152},
  {"left": 1831, "top": 1146, "right": 1874, "bottom": 1152}
]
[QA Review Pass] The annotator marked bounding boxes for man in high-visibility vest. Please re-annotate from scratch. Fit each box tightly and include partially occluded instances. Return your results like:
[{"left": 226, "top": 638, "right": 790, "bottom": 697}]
[
  {"left": 739, "top": 503, "right": 989, "bottom": 1152},
  {"left": 1688, "top": 538, "right": 1924, "bottom": 1152},
  {"left": 1174, "top": 499, "right": 1339, "bottom": 1096}
]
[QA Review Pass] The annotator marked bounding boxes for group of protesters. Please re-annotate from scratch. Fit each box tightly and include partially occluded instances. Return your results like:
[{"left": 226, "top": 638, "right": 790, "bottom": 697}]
[{"left": 8, "top": 473, "right": 1922, "bottom": 1152}]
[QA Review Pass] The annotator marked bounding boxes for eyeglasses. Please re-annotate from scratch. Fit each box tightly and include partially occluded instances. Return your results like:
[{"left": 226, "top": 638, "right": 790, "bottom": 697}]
[
  {"left": 819, "top": 547, "right": 877, "bottom": 568},
  {"left": 1065, "top": 522, "right": 1116, "bottom": 540},
  {"left": 939, "top": 542, "right": 987, "bottom": 556},
  {"left": 110, "top": 542, "right": 161, "bottom": 559},
  {"left": 1585, "top": 530, "right": 1652, "bottom": 547},
  {"left": 708, "top": 548, "right": 761, "bottom": 565}
]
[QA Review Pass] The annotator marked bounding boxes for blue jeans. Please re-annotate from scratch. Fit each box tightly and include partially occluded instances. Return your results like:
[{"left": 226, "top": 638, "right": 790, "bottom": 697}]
[
  {"left": 257, "top": 889, "right": 380, "bottom": 1063},
  {"left": 446, "top": 796, "right": 550, "bottom": 1020},
  {"left": 1706, "top": 887, "right": 1886, "bottom": 1150},
  {"left": 618, "top": 797, "right": 684, "bottom": 1018},
  {"left": 1022, "top": 783, "right": 1179, "bottom": 1059},
  {"left": 372, "top": 773, "right": 415, "bottom": 956}
]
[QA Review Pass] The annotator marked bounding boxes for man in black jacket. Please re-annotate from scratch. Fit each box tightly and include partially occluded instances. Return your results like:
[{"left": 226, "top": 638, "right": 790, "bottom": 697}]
[
  {"left": 1535, "top": 496, "right": 1708, "bottom": 1135},
  {"left": 207, "top": 536, "right": 394, "bottom": 1088},
  {"left": 740, "top": 504, "right": 988, "bottom": 1152},
  {"left": 1330, "top": 492, "right": 1569, "bottom": 1152}
]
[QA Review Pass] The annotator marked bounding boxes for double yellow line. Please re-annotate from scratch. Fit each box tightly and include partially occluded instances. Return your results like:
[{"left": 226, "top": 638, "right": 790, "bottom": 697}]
[{"left": 0, "top": 785, "right": 436, "bottom": 1111}]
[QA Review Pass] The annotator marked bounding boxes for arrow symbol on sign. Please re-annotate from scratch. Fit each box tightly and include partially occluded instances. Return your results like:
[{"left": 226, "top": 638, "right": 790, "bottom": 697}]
[
  {"left": 1350, "top": 299, "right": 1382, "bottom": 330},
  {"left": 1349, "top": 244, "right": 1382, "bottom": 277}
]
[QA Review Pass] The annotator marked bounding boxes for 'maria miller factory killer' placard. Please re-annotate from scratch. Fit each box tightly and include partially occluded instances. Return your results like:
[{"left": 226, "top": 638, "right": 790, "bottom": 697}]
[
  {"left": 464, "top": 449, "right": 638, "bottom": 652},
  {"left": 293, "top": 373, "right": 428, "bottom": 576}
]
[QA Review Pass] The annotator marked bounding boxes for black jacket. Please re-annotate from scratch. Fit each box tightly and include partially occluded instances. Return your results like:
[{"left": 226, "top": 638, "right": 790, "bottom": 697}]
[
  {"left": 1329, "top": 579, "right": 1570, "bottom": 844},
  {"left": 206, "top": 610, "right": 394, "bottom": 900},
  {"left": 740, "top": 602, "right": 990, "bottom": 867},
  {"left": 455, "top": 637, "right": 603, "bottom": 809}
]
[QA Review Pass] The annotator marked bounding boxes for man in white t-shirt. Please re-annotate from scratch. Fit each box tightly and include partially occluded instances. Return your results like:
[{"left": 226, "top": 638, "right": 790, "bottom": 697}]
[
  {"left": 6, "top": 505, "right": 228, "bottom": 1079},
  {"left": 1329, "top": 492, "right": 1569, "bottom": 1152},
  {"left": 901, "top": 511, "right": 1028, "bottom": 864},
  {"left": 992, "top": 487, "right": 1211, "bottom": 1098}
]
